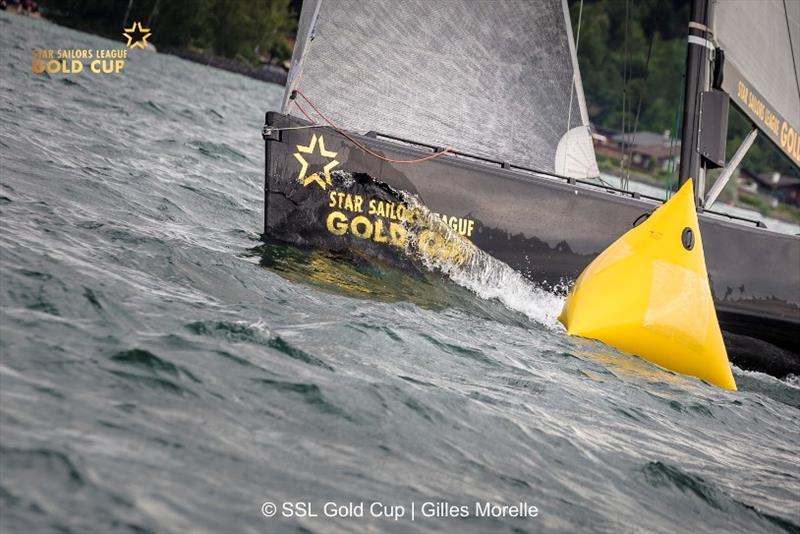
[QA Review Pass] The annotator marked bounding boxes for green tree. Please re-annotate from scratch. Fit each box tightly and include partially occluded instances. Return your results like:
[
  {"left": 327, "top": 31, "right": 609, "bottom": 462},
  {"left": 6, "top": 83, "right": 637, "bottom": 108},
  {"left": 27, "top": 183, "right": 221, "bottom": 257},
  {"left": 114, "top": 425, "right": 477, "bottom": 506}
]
[
  {"left": 569, "top": 0, "right": 796, "bottom": 178},
  {"left": 42, "top": 0, "right": 297, "bottom": 62}
]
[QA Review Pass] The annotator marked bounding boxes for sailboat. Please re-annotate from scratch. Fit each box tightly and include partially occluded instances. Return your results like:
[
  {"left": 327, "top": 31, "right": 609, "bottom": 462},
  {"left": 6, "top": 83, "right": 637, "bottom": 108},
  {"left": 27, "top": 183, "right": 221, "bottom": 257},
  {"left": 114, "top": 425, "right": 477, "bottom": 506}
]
[{"left": 260, "top": 0, "right": 799, "bottom": 376}]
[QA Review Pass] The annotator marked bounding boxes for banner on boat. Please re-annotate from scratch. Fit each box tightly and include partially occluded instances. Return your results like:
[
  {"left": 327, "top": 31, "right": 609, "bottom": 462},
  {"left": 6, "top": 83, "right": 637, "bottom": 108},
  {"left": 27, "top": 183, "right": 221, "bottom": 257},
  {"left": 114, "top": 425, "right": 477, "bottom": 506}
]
[{"left": 723, "top": 64, "right": 800, "bottom": 166}]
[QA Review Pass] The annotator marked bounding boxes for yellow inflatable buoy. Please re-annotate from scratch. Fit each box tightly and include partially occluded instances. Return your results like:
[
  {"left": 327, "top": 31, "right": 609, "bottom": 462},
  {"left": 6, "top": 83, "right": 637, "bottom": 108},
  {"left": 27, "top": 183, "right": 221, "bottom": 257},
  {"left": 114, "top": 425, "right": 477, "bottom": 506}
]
[{"left": 558, "top": 180, "right": 736, "bottom": 390}]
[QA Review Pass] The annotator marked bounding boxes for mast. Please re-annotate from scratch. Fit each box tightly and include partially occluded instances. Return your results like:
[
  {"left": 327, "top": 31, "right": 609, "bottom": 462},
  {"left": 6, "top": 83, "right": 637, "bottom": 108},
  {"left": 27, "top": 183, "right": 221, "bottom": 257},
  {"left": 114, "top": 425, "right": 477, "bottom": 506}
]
[{"left": 678, "top": 0, "right": 713, "bottom": 201}]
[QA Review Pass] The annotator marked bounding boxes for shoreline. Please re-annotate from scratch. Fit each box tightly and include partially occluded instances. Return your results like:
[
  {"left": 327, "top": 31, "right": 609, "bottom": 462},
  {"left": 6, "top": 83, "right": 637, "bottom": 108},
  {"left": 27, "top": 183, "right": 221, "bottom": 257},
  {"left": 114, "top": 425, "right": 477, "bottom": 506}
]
[{"left": 161, "top": 47, "right": 287, "bottom": 86}]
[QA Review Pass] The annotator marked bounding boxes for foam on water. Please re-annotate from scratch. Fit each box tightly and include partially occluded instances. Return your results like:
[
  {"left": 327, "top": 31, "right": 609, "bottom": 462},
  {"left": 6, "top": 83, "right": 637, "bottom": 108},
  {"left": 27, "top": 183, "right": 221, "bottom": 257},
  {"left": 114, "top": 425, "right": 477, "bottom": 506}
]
[
  {"left": 323, "top": 170, "right": 568, "bottom": 328},
  {"left": 399, "top": 192, "right": 566, "bottom": 329}
]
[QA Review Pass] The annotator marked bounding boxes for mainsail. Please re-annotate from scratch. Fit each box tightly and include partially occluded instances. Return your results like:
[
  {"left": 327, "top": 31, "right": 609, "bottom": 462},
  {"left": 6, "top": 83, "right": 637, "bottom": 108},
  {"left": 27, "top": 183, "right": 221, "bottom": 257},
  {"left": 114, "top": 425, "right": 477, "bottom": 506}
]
[
  {"left": 712, "top": 0, "right": 800, "bottom": 166},
  {"left": 282, "top": 0, "right": 599, "bottom": 179}
]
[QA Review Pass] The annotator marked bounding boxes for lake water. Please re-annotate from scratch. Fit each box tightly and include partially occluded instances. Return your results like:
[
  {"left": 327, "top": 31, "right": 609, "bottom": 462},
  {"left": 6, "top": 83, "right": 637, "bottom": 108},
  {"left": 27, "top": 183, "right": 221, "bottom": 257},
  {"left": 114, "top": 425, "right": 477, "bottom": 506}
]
[{"left": 1, "top": 13, "right": 798, "bottom": 534}]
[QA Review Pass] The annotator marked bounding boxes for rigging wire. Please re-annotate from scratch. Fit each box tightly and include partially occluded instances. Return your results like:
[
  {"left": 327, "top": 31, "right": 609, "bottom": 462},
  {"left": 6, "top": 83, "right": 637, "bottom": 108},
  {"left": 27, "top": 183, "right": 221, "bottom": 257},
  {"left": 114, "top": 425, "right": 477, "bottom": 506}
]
[
  {"left": 292, "top": 99, "right": 316, "bottom": 123},
  {"left": 292, "top": 90, "right": 451, "bottom": 165},
  {"left": 666, "top": 71, "right": 685, "bottom": 201},
  {"left": 263, "top": 124, "right": 328, "bottom": 133},
  {"left": 619, "top": 0, "right": 630, "bottom": 189},
  {"left": 625, "top": 33, "right": 655, "bottom": 185}
]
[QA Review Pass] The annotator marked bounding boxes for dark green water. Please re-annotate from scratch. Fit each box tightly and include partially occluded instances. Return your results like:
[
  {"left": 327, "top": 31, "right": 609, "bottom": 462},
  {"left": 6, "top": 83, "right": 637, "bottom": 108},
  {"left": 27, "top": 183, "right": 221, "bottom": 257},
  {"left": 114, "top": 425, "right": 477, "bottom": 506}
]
[{"left": 1, "top": 13, "right": 798, "bottom": 534}]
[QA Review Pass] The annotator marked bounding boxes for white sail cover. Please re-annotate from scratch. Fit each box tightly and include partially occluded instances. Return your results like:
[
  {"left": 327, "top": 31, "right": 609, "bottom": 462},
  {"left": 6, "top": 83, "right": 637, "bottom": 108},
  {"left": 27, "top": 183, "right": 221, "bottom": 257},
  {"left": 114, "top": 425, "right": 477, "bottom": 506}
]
[
  {"left": 712, "top": 0, "right": 800, "bottom": 166},
  {"left": 283, "top": 0, "right": 599, "bottom": 178}
]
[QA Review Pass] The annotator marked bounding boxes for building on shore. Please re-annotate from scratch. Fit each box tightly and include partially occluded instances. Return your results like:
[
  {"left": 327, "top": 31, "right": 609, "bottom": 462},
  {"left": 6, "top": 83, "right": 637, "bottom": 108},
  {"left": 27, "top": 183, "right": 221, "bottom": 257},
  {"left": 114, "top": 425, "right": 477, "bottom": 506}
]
[
  {"left": 592, "top": 127, "right": 681, "bottom": 173},
  {"left": 740, "top": 169, "right": 800, "bottom": 207}
]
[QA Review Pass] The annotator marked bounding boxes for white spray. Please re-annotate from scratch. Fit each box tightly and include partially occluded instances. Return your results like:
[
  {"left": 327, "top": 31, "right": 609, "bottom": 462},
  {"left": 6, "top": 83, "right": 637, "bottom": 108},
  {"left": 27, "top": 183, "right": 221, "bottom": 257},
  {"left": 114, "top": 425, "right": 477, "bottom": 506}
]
[{"left": 399, "top": 193, "right": 566, "bottom": 329}]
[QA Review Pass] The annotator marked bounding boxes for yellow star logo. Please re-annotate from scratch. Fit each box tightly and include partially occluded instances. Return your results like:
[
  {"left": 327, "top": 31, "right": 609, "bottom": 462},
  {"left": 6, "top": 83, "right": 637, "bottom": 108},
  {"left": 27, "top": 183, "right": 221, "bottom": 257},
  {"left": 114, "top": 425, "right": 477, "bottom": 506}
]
[
  {"left": 123, "top": 22, "right": 152, "bottom": 49},
  {"left": 293, "top": 134, "right": 339, "bottom": 190}
]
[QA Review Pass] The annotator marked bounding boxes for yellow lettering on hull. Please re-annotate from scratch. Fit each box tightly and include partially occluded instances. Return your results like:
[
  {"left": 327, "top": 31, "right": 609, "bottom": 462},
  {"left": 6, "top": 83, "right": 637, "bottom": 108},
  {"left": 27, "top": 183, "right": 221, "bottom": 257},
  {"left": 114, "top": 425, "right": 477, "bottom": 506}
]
[
  {"left": 325, "top": 210, "right": 408, "bottom": 247},
  {"left": 322, "top": 187, "right": 475, "bottom": 260}
]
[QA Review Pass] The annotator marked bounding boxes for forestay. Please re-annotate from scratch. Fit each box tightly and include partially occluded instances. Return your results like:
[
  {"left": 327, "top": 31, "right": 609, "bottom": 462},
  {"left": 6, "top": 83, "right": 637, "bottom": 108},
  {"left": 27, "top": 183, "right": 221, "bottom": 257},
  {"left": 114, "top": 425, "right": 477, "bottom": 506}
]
[{"left": 282, "top": 0, "right": 599, "bottom": 179}]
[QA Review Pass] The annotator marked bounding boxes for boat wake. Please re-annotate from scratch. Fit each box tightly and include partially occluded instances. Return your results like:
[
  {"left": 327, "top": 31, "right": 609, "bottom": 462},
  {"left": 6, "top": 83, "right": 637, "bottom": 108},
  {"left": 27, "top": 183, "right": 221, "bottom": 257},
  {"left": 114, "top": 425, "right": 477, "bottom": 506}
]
[{"left": 397, "top": 191, "right": 566, "bottom": 329}]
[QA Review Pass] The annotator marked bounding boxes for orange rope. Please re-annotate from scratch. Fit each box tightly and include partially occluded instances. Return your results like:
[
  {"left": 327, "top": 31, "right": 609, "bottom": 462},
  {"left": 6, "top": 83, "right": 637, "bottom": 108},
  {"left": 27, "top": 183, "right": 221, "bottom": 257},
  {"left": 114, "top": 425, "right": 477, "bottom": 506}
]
[
  {"left": 289, "top": 98, "right": 316, "bottom": 124},
  {"left": 293, "top": 89, "right": 451, "bottom": 165}
]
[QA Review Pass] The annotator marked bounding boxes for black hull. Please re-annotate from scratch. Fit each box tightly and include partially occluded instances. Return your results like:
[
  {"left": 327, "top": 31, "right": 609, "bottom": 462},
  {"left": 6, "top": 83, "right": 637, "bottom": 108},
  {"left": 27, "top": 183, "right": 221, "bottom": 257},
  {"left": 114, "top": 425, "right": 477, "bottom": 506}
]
[{"left": 262, "top": 112, "right": 800, "bottom": 375}]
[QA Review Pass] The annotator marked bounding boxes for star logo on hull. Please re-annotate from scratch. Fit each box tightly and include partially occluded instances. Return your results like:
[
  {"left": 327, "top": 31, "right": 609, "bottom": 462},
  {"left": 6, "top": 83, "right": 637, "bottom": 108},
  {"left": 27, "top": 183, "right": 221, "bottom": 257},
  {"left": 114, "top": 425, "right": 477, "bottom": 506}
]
[{"left": 293, "top": 134, "right": 339, "bottom": 190}]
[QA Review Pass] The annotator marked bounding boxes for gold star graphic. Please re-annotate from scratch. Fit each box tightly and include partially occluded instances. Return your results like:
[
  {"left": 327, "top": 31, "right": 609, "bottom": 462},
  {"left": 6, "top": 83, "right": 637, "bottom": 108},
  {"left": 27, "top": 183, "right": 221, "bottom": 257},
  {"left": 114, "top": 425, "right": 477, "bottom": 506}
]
[
  {"left": 123, "top": 22, "right": 152, "bottom": 49},
  {"left": 293, "top": 134, "right": 339, "bottom": 190}
]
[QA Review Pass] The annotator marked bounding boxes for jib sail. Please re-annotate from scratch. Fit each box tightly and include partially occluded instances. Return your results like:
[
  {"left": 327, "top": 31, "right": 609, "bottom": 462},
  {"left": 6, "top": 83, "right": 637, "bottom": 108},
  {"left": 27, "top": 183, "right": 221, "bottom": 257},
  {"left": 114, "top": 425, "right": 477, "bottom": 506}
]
[{"left": 282, "top": 0, "right": 599, "bottom": 179}]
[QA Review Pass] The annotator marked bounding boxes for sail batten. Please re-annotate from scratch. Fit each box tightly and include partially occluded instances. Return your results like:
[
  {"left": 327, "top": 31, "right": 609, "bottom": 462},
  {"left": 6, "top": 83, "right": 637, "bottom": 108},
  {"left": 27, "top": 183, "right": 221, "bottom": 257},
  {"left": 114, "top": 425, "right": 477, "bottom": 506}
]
[{"left": 283, "top": 0, "right": 599, "bottom": 178}]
